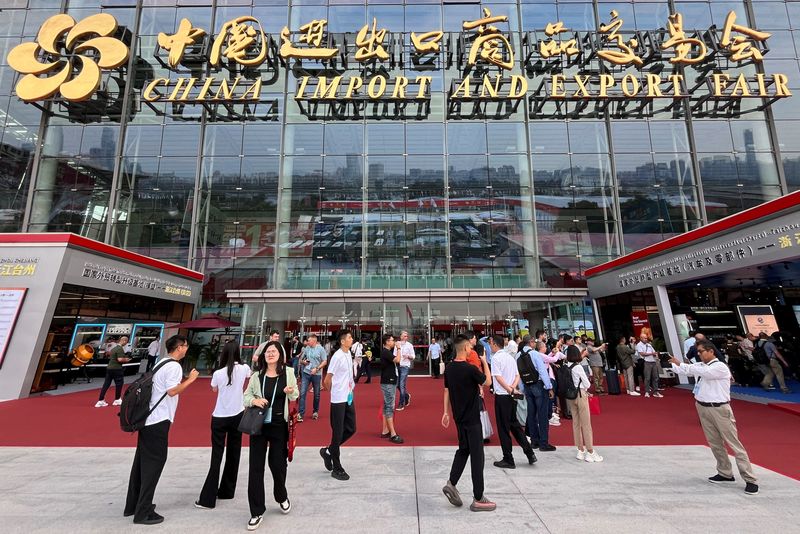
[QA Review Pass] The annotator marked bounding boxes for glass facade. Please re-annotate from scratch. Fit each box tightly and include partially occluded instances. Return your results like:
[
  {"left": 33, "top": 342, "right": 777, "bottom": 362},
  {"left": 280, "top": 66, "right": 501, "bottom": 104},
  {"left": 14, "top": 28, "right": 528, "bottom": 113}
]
[{"left": 0, "top": 0, "right": 796, "bottom": 329}]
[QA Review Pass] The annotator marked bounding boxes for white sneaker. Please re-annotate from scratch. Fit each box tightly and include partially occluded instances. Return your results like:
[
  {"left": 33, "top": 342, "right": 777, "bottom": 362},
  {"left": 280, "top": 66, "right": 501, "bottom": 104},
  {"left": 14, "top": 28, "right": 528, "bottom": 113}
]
[
  {"left": 94, "top": 400, "right": 108, "bottom": 408},
  {"left": 653, "top": 393, "right": 664, "bottom": 398},
  {"left": 635, "top": 386, "right": 640, "bottom": 392},
  {"left": 549, "top": 415, "right": 561, "bottom": 426},
  {"left": 645, "top": 393, "right": 651, "bottom": 398},
  {"left": 585, "top": 451, "right": 604, "bottom": 463},
  {"left": 628, "top": 390, "right": 641, "bottom": 396},
  {"left": 576, "top": 449, "right": 586, "bottom": 461},
  {"left": 112, "top": 399, "right": 122, "bottom": 406},
  {"left": 279, "top": 499, "right": 291, "bottom": 514}
]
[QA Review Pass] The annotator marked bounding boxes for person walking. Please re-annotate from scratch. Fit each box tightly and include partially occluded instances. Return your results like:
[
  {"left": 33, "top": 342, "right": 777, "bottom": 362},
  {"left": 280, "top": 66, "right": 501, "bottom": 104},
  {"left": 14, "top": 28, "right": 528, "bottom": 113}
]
[
  {"left": 616, "top": 336, "right": 639, "bottom": 396},
  {"left": 441, "top": 336, "right": 495, "bottom": 512},
  {"left": 429, "top": 336, "right": 442, "bottom": 379},
  {"left": 396, "top": 330, "right": 415, "bottom": 410},
  {"left": 488, "top": 335, "right": 536, "bottom": 469},
  {"left": 243, "top": 341, "right": 299, "bottom": 530},
  {"left": 297, "top": 333, "right": 327, "bottom": 422},
  {"left": 355, "top": 339, "right": 373, "bottom": 384},
  {"left": 669, "top": 341, "right": 759, "bottom": 495},
  {"left": 124, "top": 335, "right": 199, "bottom": 525},
  {"left": 146, "top": 336, "right": 160, "bottom": 373},
  {"left": 525, "top": 341, "right": 556, "bottom": 451},
  {"left": 321, "top": 329, "right": 357, "bottom": 481},
  {"left": 95, "top": 336, "right": 130, "bottom": 408},
  {"left": 636, "top": 333, "right": 662, "bottom": 398},
  {"left": 196, "top": 341, "right": 251, "bottom": 510},
  {"left": 565, "top": 346, "right": 603, "bottom": 463},
  {"left": 379, "top": 334, "right": 404, "bottom": 444},
  {"left": 758, "top": 333, "right": 791, "bottom": 393}
]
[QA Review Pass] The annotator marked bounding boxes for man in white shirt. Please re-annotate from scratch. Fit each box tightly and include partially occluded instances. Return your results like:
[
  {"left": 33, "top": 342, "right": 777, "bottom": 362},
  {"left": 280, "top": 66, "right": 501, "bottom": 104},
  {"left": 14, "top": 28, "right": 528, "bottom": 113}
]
[
  {"left": 125, "top": 334, "right": 199, "bottom": 525},
  {"left": 428, "top": 337, "right": 442, "bottom": 379},
  {"left": 505, "top": 335, "right": 518, "bottom": 355},
  {"left": 635, "top": 334, "right": 662, "bottom": 398},
  {"left": 321, "top": 329, "right": 357, "bottom": 481},
  {"left": 670, "top": 341, "right": 758, "bottom": 495},
  {"left": 146, "top": 336, "right": 160, "bottom": 372},
  {"left": 396, "top": 330, "right": 415, "bottom": 410},
  {"left": 489, "top": 335, "right": 536, "bottom": 469}
]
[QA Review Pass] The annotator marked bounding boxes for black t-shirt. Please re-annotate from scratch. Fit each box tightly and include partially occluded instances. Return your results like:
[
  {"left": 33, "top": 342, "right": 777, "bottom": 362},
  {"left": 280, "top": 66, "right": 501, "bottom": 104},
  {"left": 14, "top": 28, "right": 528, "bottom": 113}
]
[
  {"left": 261, "top": 373, "right": 287, "bottom": 423},
  {"left": 380, "top": 347, "right": 397, "bottom": 384},
  {"left": 444, "top": 360, "right": 485, "bottom": 426}
]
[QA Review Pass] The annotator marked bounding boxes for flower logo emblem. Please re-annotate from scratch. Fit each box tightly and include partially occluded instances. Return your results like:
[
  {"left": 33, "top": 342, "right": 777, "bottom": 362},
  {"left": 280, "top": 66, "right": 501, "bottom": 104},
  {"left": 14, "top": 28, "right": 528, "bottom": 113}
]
[{"left": 6, "top": 13, "right": 129, "bottom": 102}]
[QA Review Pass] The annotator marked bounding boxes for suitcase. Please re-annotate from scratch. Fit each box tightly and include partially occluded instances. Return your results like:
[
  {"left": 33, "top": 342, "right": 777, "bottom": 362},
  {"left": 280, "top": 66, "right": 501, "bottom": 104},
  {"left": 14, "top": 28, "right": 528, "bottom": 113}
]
[{"left": 605, "top": 369, "right": 621, "bottom": 395}]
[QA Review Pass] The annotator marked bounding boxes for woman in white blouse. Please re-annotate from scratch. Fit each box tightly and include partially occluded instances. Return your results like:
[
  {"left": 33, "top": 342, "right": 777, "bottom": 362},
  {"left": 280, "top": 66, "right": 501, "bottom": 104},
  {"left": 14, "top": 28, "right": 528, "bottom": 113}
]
[
  {"left": 565, "top": 345, "right": 603, "bottom": 463},
  {"left": 196, "top": 341, "right": 252, "bottom": 509}
]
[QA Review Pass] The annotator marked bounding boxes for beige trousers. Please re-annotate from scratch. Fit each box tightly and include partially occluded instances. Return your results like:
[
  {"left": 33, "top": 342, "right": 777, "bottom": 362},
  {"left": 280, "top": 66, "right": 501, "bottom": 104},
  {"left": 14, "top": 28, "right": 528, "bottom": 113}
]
[
  {"left": 590, "top": 366, "right": 605, "bottom": 393},
  {"left": 567, "top": 394, "right": 593, "bottom": 451},
  {"left": 761, "top": 358, "right": 788, "bottom": 390},
  {"left": 622, "top": 366, "right": 635, "bottom": 393},
  {"left": 696, "top": 403, "right": 757, "bottom": 484}
]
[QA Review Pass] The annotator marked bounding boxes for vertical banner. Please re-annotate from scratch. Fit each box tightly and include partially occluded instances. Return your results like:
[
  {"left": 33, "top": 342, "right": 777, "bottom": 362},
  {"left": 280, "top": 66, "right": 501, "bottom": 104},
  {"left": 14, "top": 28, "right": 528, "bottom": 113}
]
[{"left": 631, "top": 311, "right": 652, "bottom": 340}]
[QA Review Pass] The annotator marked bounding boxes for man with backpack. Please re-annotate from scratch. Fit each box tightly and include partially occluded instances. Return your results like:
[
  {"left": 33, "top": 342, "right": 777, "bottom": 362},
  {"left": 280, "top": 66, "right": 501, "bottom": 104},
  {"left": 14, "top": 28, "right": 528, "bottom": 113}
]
[
  {"left": 489, "top": 335, "right": 536, "bottom": 468},
  {"left": 757, "top": 333, "right": 791, "bottom": 393},
  {"left": 523, "top": 340, "right": 556, "bottom": 451},
  {"left": 124, "top": 334, "right": 199, "bottom": 525}
]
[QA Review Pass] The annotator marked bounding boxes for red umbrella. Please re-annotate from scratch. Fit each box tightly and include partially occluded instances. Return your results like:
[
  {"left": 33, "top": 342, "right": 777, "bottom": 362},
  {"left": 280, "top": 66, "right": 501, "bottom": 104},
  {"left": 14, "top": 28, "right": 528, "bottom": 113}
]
[{"left": 169, "top": 315, "right": 240, "bottom": 330}]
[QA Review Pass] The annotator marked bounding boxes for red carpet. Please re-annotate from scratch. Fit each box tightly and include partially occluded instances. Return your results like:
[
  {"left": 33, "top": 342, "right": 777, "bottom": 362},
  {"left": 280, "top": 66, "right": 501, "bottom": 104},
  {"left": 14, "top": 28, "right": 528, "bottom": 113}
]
[
  {"left": 768, "top": 403, "right": 800, "bottom": 418},
  {"left": 2, "top": 378, "right": 799, "bottom": 479}
]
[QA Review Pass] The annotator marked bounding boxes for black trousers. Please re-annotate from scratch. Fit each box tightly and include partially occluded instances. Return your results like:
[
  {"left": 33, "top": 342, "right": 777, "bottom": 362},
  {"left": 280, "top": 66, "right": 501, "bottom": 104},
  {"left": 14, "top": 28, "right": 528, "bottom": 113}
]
[
  {"left": 449, "top": 422, "right": 484, "bottom": 501},
  {"left": 99, "top": 368, "right": 125, "bottom": 401},
  {"left": 356, "top": 361, "right": 372, "bottom": 382},
  {"left": 198, "top": 413, "right": 244, "bottom": 508},
  {"left": 432, "top": 358, "right": 441, "bottom": 378},
  {"left": 146, "top": 355, "right": 157, "bottom": 373},
  {"left": 248, "top": 421, "right": 289, "bottom": 516},
  {"left": 125, "top": 420, "right": 170, "bottom": 521},
  {"left": 328, "top": 401, "right": 357, "bottom": 470},
  {"left": 494, "top": 395, "right": 533, "bottom": 463}
]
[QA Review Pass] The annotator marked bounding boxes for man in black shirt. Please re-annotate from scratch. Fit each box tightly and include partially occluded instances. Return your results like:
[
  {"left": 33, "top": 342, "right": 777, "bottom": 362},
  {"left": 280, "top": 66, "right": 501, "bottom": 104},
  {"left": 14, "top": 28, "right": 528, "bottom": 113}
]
[
  {"left": 380, "top": 334, "right": 404, "bottom": 443},
  {"left": 441, "top": 336, "right": 495, "bottom": 512}
]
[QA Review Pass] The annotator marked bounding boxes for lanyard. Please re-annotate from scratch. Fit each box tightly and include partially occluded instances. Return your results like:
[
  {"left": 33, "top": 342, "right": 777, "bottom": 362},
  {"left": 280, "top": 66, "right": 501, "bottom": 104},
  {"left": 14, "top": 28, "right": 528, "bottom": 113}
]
[{"left": 261, "top": 374, "right": 279, "bottom": 424}]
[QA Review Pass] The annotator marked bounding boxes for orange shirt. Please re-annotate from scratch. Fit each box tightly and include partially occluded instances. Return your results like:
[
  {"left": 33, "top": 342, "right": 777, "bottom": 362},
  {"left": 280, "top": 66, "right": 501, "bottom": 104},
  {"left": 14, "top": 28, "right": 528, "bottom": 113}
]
[{"left": 466, "top": 349, "right": 481, "bottom": 371}]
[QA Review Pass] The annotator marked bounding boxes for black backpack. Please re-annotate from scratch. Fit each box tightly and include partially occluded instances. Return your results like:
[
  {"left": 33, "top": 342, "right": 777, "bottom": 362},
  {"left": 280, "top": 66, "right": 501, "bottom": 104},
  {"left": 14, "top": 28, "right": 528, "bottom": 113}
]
[
  {"left": 752, "top": 342, "right": 769, "bottom": 365},
  {"left": 517, "top": 349, "right": 540, "bottom": 385},
  {"left": 119, "top": 359, "right": 181, "bottom": 432},
  {"left": 558, "top": 363, "right": 580, "bottom": 400}
]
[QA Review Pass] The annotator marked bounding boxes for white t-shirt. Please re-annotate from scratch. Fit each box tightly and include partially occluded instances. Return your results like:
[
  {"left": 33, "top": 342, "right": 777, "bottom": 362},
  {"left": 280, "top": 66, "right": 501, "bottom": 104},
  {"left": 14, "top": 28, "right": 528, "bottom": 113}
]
[
  {"left": 147, "top": 340, "right": 160, "bottom": 357},
  {"left": 328, "top": 349, "right": 355, "bottom": 403},
  {"left": 146, "top": 359, "right": 183, "bottom": 426},
  {"left": 398, "top": 341, "right": 415, "bottom": 368},
  {"left": 490, "top": 349, "right": 517, "bottom": 395},
  {"left": 211, "top": 363, "right": 251, "bottom": 418},
  {"left": 635, "top": 341, "right": 657, "bottom": 363},
  {"left": 429, "top": 342, "right": 441, "bottom": 360},
  {"left": 506, "top": 340, "right": 518, "bottom": 354}
]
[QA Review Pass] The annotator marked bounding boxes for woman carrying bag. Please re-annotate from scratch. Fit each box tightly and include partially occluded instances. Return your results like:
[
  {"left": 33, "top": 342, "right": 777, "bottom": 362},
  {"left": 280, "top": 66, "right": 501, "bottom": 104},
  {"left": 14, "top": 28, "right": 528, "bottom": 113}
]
[
  {"left": 565, "top": 345, "right": 603, "bottom": 463},
  {"left": 196, "top": 341, "right": 251, "bottom": 509},
  {"left": 243, "top": 341, "right": 299, "bottom": 531}
]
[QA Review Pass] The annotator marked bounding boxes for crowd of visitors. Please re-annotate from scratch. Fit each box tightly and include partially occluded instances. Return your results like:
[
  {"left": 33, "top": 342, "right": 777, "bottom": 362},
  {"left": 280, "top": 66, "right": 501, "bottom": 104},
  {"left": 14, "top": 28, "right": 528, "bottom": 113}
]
[{"left": 109, "top": 323, "right": 791, "bottom": 528}]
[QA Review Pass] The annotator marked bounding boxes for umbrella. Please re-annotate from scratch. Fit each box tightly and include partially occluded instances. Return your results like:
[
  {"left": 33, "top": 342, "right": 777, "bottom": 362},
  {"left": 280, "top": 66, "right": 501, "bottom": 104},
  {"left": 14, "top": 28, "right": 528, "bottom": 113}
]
[{"left": 169, "top": 314, "right": 240, "bottom": 330}]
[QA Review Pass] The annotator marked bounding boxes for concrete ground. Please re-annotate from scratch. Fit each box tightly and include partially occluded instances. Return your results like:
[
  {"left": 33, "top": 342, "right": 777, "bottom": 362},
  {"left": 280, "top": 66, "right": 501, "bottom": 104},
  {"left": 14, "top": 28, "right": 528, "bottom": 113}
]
[{"left": 1, "top": 445, "right": 798, "bottom": 534}]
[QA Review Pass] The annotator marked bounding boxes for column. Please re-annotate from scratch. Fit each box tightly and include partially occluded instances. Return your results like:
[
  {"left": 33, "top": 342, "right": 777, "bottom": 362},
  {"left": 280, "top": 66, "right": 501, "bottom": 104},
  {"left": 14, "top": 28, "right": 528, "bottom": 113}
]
[{"left": 653, "top": 284, "right": 687, "bottom": 385}]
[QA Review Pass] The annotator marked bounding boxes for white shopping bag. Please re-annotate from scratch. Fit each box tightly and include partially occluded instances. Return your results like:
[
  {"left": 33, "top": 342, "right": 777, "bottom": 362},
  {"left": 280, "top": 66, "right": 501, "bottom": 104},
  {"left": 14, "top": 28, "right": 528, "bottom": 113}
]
[{"left": 479, "top": 400, "right": 494, "bottom": 440}]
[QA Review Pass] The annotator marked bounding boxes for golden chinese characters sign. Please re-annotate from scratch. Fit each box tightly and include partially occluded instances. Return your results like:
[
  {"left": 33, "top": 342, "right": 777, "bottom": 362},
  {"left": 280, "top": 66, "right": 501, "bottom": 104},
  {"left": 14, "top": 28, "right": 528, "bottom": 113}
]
[{"left": 3, "top": 10, "right": 793, "bottom": 119}]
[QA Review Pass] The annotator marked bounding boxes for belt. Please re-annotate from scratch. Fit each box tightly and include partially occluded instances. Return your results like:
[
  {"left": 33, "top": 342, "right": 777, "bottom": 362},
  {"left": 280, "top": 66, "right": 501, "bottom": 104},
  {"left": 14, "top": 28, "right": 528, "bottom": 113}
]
[{"left": 696, "top": 401, "right": 729, "bottom": 407}]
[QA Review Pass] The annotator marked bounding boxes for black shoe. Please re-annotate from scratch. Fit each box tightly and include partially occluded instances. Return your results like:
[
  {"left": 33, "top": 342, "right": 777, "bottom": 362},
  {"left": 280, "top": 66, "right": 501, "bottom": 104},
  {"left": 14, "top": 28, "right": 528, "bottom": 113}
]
[
  {"left": 539, "top": 444, "right": 557, "bottom": 452},
  {"left": 390, "top": 435, "right": 404, "bottom": 444},
  {"left": 483, "top": 438, "right": 491, "bottom": 444},
  {"left": 708, "top": 474, "right": 736, "bottom": 484},
  {"left": 125, "top": 504, "right": 154, "bottom": 518},
  {"left": 332, "top": 468, "right": 350, "bottom": 481},
  {"left": 744, "top": 482, "right": 759, "bottom": 495},
  {"left": 493, "top": 460, "right": 516, "bottom": 469},
  {"left": 320, "top": 447, "right": 333, "bottom": 471},
  {"left": 525, "top": 451, "right": 538, "bottom": 465},
  {"left": 380, "top": 432, "right": 391, "bottom": 439},
  {"left": 133, "top": 512, "right": 164, "bottom": 525},
  {"left": 531, "top": 441, "right": 540, "bottom": 449}
]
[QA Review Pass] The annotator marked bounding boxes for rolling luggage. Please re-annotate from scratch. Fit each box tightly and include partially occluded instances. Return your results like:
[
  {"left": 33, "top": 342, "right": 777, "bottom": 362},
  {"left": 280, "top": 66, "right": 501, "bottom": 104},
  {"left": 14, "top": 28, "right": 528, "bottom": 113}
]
[{"left": 605, "top": 368, "right": 621, "bottom": 395}]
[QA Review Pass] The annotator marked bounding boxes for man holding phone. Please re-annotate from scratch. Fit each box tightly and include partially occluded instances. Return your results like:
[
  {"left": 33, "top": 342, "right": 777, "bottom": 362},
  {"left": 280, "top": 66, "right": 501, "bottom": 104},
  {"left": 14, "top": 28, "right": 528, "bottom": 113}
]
[
  {"left": 95, "top": 336, "right": 131, "bottom": 408},
  {"left": 298, "top": 334, "right": 327, "bottom": 422}
]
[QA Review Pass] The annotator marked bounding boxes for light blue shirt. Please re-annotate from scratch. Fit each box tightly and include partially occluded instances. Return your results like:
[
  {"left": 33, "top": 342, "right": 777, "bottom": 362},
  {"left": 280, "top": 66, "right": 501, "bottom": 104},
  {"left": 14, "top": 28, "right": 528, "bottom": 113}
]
[
  {"left": 479, "top": 337, "right": 494, "bottom": 365},
  {"left": 301, "top": 345, "right": 327, "bottom": 375},
  {"left": 530, "top": 350, "right": 553, "bottom": 389}
]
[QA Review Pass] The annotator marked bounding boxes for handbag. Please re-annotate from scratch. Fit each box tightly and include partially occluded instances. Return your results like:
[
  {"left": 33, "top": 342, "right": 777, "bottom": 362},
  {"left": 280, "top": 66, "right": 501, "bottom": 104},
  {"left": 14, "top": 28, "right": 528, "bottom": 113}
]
[
  {"left": 479, "top": 399, "right": 494, "bottom": 440},
  {"left": 238, "top": 406, "right": 265, "bottom": 435},
  {"left": 287, "top": 401, "right": 299, "bottom": 462},
  {"left": 588, "top": 395, "right": 601, "bottom": 415},
  {"left": 439, "top": 360, "right": 445, "bottom": 375}
]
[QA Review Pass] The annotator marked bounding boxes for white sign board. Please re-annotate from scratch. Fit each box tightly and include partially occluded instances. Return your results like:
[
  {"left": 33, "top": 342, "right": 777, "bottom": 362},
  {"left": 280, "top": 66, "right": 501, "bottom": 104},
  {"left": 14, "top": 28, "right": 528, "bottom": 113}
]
[{"left": 0, "top": 288, "right": 26, "bottom": 368}]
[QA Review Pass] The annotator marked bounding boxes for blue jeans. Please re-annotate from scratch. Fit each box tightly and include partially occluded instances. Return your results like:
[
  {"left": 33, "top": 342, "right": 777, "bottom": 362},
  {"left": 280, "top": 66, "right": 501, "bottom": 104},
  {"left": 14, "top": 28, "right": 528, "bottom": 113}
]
[
  {"left": 525, "top": 381, "right": 550, "bottom": 446},
  {"left": 397, "top": 366, "right": 410, "bottom": 406},
  {"left": 299, "top": 372, "right": 322, "bottom": 416}
]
